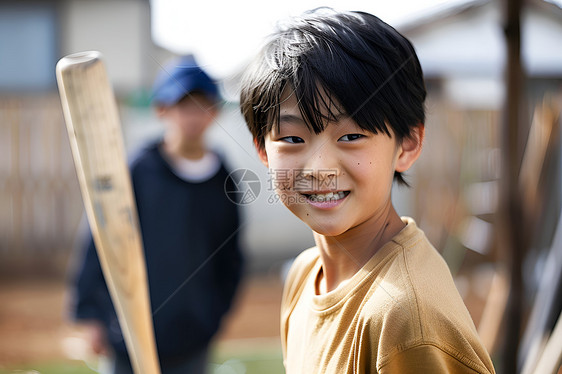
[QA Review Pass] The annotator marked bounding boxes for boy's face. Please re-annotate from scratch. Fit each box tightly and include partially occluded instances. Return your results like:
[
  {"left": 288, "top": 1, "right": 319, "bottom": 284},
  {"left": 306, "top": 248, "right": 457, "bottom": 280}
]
[
  {"left": 257, "top": 88, "right": 422, "bottom": 237},
  {"left": 157, "top": 93, "right": 217, "bottom": 143}
]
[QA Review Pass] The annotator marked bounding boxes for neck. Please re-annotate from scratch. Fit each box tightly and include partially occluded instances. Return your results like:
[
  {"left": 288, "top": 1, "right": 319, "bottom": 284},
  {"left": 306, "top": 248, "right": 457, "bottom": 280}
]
[
  {"left": 313, "top": 203, "right": 405, "bottom": 294},
  {"left": 163, "top": 135, "right": 206, "bottom": 160}
]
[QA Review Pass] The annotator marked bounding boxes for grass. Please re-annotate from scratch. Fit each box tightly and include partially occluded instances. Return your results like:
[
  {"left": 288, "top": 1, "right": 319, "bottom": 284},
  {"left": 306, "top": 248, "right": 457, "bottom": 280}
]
[
  {"left": 0, "top": 339, "right": 284, "bottom": 374},
  {"left": 210, "top": 340, "right": 284, "bottom": 374},
  {"left": 0, "top": 362, "right": 95, "bottom": 374}
]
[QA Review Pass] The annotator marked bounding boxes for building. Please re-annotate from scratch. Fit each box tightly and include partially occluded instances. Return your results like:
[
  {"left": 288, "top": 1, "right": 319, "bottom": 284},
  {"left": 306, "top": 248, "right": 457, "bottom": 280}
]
[{"left": 0, "top": 0, "right": 168, "bottom": 276}]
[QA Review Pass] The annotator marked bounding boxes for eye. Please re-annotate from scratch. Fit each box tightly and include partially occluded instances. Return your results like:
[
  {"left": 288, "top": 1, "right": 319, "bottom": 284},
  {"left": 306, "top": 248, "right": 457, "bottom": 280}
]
[
  {"left": 280, "top": 136, "right": 304, "bottom": 144},
  {"left": 338, "top": 134, "right": 364, "bottom": 142}
]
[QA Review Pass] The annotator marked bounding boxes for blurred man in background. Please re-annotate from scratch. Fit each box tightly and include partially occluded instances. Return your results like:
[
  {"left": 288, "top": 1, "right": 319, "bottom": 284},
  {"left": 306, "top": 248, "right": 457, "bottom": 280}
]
[{"left": 70, "top": 55, "right": 244, "bottom": 374}]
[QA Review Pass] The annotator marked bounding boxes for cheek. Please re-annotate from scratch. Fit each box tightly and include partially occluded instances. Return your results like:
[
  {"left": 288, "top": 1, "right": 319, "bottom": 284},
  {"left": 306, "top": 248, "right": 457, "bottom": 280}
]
[
  {"left": 268, "top": 158, "right": 298, "bottom": 173},
  {"left": 345, "top": 157, "right": 395, "bottom": 188},
  {"left": 268, "top": 166, "right": 296, "bottom": 193},
  {"left": 342, "top": 153, "right": 375, "bottom": 175},
  {"left": 265, "top": 156, "right": 303, "bottom": 195},
  {"left": 264, "top": 145, "right": 298, "bottom": 170}
]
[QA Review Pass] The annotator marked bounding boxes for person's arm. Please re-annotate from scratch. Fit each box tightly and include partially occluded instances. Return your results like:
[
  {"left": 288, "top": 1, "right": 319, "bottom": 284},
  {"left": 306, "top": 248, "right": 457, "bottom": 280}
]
[
  {"left": 213, "top": 203, "right": 244, "bottom": 315},
  {"left": 70, "top": 234, "right": 113, "bottom": 354},
  {"left": 81, "top": 320, "right": 109, "bottom": 355},
  {"left": 378, "top": 344, "right": 494, "bottom": 374}
]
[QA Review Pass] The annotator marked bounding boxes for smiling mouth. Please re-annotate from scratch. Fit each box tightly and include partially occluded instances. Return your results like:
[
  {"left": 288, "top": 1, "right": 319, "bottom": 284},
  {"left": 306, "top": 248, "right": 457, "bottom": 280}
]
[{"left": 302, "top": 191, "right": 350, "bottom": 202}]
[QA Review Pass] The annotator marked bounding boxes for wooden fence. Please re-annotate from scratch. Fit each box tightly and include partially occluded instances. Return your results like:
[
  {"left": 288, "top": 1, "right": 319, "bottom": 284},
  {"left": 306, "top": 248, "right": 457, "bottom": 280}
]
[
  {"left": 0, "top": 91, "right": 554, "bottom": 282},
  {"left": 0, "top": 94, "right": 84, "bottom": 277}
]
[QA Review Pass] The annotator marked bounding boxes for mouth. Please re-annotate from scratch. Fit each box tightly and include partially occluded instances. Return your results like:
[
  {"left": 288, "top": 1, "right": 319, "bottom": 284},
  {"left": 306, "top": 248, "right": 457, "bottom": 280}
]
[{"left": 302, "top": 190, "right": 350, "bottom": 203}]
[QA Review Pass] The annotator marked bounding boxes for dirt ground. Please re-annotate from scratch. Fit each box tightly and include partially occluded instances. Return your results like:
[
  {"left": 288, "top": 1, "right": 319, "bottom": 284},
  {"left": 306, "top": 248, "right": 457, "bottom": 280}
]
[
  {"left": 0, "top": 260, "right": 496, "bottom": 369},
  {"left": 0, "top": 273, "right": 283, "bottom": 366}
]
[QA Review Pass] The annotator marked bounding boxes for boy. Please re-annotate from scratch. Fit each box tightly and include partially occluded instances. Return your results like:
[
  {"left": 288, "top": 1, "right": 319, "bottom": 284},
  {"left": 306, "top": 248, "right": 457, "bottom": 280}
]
[
  {"left": 240, "top": 9, "right": 495, "bottom": 373},
  {"left": 72, "top": 55, "right": 244, "bottom": 374}
]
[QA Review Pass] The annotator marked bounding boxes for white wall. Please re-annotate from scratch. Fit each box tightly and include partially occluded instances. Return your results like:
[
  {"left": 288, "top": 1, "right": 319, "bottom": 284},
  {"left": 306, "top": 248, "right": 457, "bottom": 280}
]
[
  {"left": 60, "top": 0, "right": 153, "bottom": 92},
  {"left": 404, "top": 1, "right": 562, "bottom": 80}
]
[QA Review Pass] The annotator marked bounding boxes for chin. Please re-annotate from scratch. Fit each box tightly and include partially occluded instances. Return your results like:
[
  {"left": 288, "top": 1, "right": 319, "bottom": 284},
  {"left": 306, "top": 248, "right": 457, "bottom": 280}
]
[
  {"left": 284, "top": 206, "right": 348, "bottom": 238},
  {"left": 307, "top": 221, "right": 348, "bottom": 238}
]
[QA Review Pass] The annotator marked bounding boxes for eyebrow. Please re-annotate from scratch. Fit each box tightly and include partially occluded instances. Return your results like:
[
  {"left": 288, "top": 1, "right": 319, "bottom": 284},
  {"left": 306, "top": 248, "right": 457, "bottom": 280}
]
[
  {"left": 279, "top": 114, "right": 306, "bottom": 125},
  {"left": 333, "top": 113, "right": 350, "bottom": 121},
  {"left": 279, "top": 111, "right": 350, "bottom": 122}
]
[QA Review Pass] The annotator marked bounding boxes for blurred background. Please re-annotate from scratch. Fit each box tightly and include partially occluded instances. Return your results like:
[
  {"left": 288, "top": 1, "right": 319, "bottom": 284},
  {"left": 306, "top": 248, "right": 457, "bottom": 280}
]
[{"left": 0, "top": 0, "right": 561, "bottom": 373}]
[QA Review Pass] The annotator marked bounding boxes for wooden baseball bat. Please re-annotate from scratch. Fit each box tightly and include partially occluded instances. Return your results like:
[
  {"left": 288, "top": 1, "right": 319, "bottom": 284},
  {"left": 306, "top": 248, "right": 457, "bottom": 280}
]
[{"left": 56, "top": 51, "right": 161, "bottom": 374}]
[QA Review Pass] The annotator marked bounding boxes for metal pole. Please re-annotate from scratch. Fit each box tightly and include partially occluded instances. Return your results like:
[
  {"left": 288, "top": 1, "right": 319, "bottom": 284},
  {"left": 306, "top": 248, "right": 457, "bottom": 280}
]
[{"left": 500, "top": 0, "right": 526, "bottom": 372}]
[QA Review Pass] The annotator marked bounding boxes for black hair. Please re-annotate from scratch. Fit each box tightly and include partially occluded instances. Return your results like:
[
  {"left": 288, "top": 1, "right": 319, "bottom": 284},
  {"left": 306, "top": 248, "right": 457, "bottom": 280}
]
[{"left": 240, "top": 8, "right": 426, "bottom": 185}]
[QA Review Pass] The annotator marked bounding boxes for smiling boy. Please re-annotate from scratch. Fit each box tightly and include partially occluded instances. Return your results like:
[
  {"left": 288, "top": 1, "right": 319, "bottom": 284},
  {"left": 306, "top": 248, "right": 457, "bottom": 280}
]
[{"left": 240, "top": 8, "right": 495, "bottom": 374}]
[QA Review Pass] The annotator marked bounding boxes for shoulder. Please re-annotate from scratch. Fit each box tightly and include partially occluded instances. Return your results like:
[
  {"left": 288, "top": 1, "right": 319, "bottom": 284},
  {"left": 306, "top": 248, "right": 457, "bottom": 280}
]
[
  {"left": 358, "top": 283, "right": 494, "bottom": 373},
  {"left": 369, "top": 219, "right": 466, "bottom": 336},
  {"left": 129, "top": 141, "right": 165, "bottom": 174},
  {"left": 359, "top": 218, "right": 495, "bottom": 373},
  {"left": 285, "top": 247, "right": 320, "bottom": 285},
  {"left": 378, "top": 343, "right": 495, "bottom": 373},
  {"left": 210, "top": 148, "right": 233, "bottom": 171},
  {"left": 281, "top": 247, "right": 320, "bottom": 310}
]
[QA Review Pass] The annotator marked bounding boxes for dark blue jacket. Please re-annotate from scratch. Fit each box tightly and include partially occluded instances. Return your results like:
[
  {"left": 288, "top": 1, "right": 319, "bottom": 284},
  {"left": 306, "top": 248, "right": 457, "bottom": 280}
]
[{"left": 71, "top": 141, "right": 244, "bottom": 362}]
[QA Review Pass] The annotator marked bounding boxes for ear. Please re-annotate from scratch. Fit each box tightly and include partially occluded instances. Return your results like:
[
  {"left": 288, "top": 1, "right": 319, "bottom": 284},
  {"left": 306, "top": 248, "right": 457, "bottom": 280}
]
[
  {"left": 206, "top": 104, "right": 220, "bottom": 119},
  {"left": 255, "top": 139, "right": 269, "bottom": 167},
  {"left": 395, "top": 124, "right": 424, "bottom": 173},
  {"left": 155, "top": 105, "right": 167, "bottom": 118}
]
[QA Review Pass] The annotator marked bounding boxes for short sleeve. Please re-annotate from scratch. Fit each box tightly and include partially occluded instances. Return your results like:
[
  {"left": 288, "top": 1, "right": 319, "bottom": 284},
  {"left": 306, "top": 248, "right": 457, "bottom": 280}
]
[
  {"left": 379, "top": 344, "right": 492, "bottom": 374},
  {"left": 280, "top": 248, "right": 319, "bottom": 363}
]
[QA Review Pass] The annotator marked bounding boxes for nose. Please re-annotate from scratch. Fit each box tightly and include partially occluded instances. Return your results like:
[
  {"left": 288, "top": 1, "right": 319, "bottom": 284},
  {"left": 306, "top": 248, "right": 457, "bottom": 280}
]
[{"left": 299, "top": 143, "right": 340, "bottom": 186}]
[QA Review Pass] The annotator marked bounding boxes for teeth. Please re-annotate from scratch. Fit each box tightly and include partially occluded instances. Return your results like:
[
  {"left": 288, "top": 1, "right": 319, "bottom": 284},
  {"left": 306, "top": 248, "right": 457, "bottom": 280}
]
[{"left": 309, "top": 191, "right": 347, "bottom": 202}]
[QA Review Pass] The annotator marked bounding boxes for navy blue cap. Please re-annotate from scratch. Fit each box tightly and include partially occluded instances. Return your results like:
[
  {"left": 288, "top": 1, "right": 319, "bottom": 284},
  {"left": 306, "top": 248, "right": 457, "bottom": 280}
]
[{"left": 151, "top": 55, "right": 219, "bottom": 106}]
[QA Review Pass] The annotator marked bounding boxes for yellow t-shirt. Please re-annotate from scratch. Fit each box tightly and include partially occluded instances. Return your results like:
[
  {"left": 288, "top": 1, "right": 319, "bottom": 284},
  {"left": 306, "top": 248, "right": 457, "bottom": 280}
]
[{"left": 281, "top": 218, "right": 495, "bottom": 373}]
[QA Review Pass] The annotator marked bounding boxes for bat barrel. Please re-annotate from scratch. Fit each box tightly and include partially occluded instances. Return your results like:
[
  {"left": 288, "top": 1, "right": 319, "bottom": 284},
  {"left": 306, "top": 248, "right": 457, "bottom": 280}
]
[
  {"left": 56, "top": 51, "right": 161, "bottom": 374},
  {"left": 56, "top": 51, "right": 102, "bottom": 72}
]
